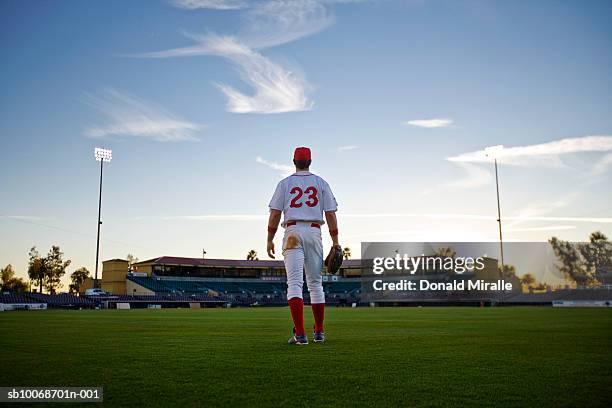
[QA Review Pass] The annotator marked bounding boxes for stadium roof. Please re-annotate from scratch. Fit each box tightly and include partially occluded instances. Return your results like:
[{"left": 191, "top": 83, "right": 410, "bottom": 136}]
[{"left": 133, "top": 256, "right": 363, "bottom": 268}]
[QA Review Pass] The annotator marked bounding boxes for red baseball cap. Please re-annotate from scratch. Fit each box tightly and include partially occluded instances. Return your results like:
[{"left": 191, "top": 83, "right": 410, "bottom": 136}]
[{"left": 294, "top": 147, "right": 311, "bottom": 161}]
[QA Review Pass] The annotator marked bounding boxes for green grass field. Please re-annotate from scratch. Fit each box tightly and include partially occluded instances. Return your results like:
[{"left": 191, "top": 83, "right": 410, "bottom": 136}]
[{"left": 1, "top": 307, "right": 611, "bottom": 407}]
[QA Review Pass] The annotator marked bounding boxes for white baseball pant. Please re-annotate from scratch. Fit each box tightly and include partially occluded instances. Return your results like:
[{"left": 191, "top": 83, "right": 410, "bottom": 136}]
[{"left": 282, "top": 222, "right": 325, "bottom": 304}]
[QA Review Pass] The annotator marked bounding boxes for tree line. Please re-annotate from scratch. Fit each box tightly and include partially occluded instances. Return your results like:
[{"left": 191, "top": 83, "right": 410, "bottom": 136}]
[
  {"left": 1, "top": 245, "right": 90, "bottom": 294},
  {"left": 549, "top": 231, "right": 612, "bottom": 287},
  {"left": 424, "top": 232, "right": 611, "bottom": 289}
]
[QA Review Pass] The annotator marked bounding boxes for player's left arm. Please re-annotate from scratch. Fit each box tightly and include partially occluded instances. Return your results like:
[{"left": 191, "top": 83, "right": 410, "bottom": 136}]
[
  {"left": 267, "top": 209, "right": 282, "bottom": 258},
  {"left": 322, "top": 179, "right": 339, "bottom": 246}
]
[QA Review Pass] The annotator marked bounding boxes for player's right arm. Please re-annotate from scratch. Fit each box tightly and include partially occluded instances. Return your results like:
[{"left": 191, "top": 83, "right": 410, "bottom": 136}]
[
  {"left": 325, "top": 211, "right": 339, "bottom": 247},
  {"left": 267, "top": 180, "right": 285, "bottom": 259},
  {"left": 267, "top": 209, "right": 282, "bottom": 259}
]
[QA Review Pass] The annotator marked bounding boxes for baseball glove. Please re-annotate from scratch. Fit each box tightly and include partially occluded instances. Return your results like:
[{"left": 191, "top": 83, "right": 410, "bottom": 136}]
[{"left": 325, "top": 245, "right": 343, "bottom": 274}]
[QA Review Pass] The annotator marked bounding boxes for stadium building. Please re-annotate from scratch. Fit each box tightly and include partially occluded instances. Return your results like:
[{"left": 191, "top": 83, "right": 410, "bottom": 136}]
[
  {"left": 83, "top": 255, "right": 525, "bottom": 307},
  {"left": 89, "top": 256, "right": 363, "bottom": 307}
]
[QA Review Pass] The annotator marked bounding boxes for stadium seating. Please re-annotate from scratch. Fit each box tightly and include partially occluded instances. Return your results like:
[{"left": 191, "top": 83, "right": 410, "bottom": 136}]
[
  {"left": 324, "top": 281, "right": 360, "bottom": 294},
  {"left": 0, "top": 293, "right": 33, "bottom": 304},
  {"left": 28, "top": 293, "right": 94, "bottom": 306},
  {"left": 0, "top": 293, "right": 94, "bottom": 307},
  {"left": 124, "top": 275, "right": 367, "bottom": 306}
]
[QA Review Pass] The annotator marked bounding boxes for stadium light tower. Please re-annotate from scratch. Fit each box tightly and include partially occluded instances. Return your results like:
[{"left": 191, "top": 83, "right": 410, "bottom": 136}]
[
  {"left": 485, "top": 145, "right": 505, "bottom": 273},
  {"left": 94, "top": 148, "right": 112, "bottom": 289}
]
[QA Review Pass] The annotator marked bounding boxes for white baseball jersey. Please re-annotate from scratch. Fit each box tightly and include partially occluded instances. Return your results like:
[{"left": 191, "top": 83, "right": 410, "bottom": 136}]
[{"left": 269, "top": 171, "right": 337, "bottom": 227}]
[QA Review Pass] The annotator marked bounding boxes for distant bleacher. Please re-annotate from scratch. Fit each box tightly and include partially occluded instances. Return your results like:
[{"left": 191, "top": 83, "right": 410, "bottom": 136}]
[
  {"left": 0, "top": 292, "right": 93, "bottom": 307},
  {"left": 27, "top": 293, "right": 94, "bottom": 306},
  {"left": 0, "top": 293, "right": 34, "bottom": 304}
]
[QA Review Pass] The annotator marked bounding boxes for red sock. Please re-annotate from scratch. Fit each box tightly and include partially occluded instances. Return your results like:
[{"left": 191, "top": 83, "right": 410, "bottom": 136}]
[
  {"left": 311, "top": 303, "right": 325, "bottom": 333},
  {"left": 288, "top": 297, "right": 305, "bottom": 336}
]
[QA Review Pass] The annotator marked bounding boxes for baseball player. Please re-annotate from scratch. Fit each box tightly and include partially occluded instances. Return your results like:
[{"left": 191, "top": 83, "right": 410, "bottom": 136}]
[{"left": 266, "top": 147, "right": 339, "bottom": 345}]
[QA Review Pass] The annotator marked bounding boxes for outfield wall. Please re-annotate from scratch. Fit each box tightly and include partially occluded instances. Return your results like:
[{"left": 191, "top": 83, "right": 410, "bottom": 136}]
[
  {"left": 0, "top": 303, "right": 47, "bottom": 311},
  {"left": 553, "top": 300, "right": 612, "bottom": 307}
]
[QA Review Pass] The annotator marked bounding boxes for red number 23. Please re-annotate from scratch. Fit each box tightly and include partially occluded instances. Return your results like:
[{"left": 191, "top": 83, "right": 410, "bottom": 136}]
[{"left": 289, "top": 186, "right": 318, "bottom": 208}]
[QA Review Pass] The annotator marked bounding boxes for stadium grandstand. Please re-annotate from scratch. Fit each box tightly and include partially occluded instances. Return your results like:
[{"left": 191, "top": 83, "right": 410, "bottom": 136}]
[{"left": 121, "top": 257, "right": 362, "bottom": 307}]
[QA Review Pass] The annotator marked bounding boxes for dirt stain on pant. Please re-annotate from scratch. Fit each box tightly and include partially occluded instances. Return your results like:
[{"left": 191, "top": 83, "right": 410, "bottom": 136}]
[{"left": 284, "top": 235, "right": 300, "bottom": 250}]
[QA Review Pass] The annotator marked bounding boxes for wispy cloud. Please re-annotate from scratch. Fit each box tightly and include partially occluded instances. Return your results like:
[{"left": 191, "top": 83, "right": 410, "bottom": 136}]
[
  {"left": 504, "top": 196, "right": 574, "bottom": 231},
  {"left": 347, "top": 213, "right": 612, "bottom": 223},
  {"left": 503, "top": 216, "right": 611, "bottom": 223},
  {"left": 83, "top": 89, "right": 202, "bottom": 142},
  {"left": 152, "top": 0, "right": 335, "bottom": 54},
  {"left": 137, "top": 35, "right": 312, "bottom": 114},
  {"left": 256, "top": 156, "right": 294, "bottom": 177},
  {"left": 134, "top": 0, "right": 367, "bottom": 113},
  {"left": 161, "top": 214, "right": 266, "bottom": 221},
  {"left": 210, "top": 36, "right": 312, "bottom": 113},
  {"left": 0, "top": 215, "right": 44, "bottom": 221},
  {"left": 169, "top": 0, "right": 246, "bottom": 9},
  {"left": 405, "top": 118, "right": 454, "bottom": 128},
  {"left": 338, "top": 145, "right": 358, "bottom": 152},
  {"left": 505, "top": 225, "right": 576, "bottom": 232},
  {"left": 448, "top": 135, "right": 612, "bottom": 166},
  {"left": 443, "top": 136, "right": 612, "bottom": 190},
  {"left": 421, "top": 161, "right": 492, "bottom": 195},
  {"left": 239, "top": 0, "right": 334, "bottom": 49},
  {"left": 591, "top": 152, "right": 612, "bottom": 176},
  {"left": 445, "top": 162, "right": 492, "bottom": 189}
]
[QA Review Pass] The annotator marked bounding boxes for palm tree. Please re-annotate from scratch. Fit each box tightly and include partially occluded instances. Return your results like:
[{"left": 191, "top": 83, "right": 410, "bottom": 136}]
[
  {"left": 589, "top": 231, "right": 608, "bottom": 242},
  {"left": 520, "top": 273, "right": 536, "bottom": 287},
  {"left": 434, "top": 247, "right": 457, "bottom": 258},
  {"left": 247, "top": 250, "right": 259, "bottom": 261},
  {"left": 433, "top": 247, "right": 457, "bottom": 276},
  {"left": 126, "top": 254, "right": 139, "bottom": 271},
  {"left": 342, "top": 247, "right": 351, "bottom": 260}
]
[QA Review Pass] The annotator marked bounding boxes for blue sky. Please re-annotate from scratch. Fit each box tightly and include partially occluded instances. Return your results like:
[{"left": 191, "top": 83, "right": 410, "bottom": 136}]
[{"left": 1, "top": 0, "right": 611, "bottom": 286}]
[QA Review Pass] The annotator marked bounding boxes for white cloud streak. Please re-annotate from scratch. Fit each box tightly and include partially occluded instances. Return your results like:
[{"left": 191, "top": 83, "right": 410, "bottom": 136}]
[
  {"left": 448, "top": 135, "right": 612, "bottom": 166},
  {"left": 255, "top": 156, "right": 294, "bottom": 177},
  {"left": 239, "top": 0, "right": 334, "bottom": 49},
  {"left": 151, "top": 212, "right": 612, "bottom": 223},
  {"left": 162, "top": 214, "right": 266, "bottom": 221},
  {"left": 445, "top": 162, "right": 492, "bottom": 189},
  {"left": 137, "top": 35, "right": 312, "bottom": 114},
  {"left": 591, "top": 152, "right": 612, "bottom": 176},
  {"left": 169, "top": 0, "right": 246, "bottom": 9},
  {"left": 134, "top": 0, "right": 356, "bottom": 113},
  {"left": 338, "top": 145, "right": 358, "bottom": 151},
  {"left": 505, "top": 225, "right": 576, "bottom": 232},
  {"left": 83, "top": 89, "right": 202, "bottom": 142},
  {"left": 0, "top": 215, "right": 44, "bottom": 221},
  {"left": 504, "top": 197, "right": 574, "bottom": 231},
  {"left": 154, "top": 0, "right": 334, "bottom": 54},
  {"left": 405, "top": 118, "right": 454, "bottom": 128},
  {"left": 210, "top": 36, "right": 312, "bottom": 113}
]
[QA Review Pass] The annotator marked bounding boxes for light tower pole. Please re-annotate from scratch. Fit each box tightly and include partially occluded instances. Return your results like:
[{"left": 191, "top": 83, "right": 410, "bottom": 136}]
[
  {"left": 485, "top": 145, "right": 505, "bottom": 272},
  {"left": 94, "top": 147, "right": 112, "bottom": 289}
]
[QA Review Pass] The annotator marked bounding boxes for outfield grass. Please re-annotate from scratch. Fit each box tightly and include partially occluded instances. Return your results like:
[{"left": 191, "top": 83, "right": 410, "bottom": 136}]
[{"left": 1, "top": 307, "right": 611, "bottom": 407}]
